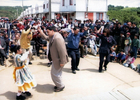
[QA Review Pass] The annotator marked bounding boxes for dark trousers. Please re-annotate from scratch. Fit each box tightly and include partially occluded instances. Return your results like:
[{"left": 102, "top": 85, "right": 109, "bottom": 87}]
[
  {"left": 117, "top": 57, "right": 125, "bottom": 63},
  {"left": 0, "top": 49, "right": 7, "bottom": 65},
  {"left": 99, "top": 53, "right": 110, "bottom": 72},
  {"left": 79, "top": 44, "right": 84, "bottom": 57},
  {"left": 110, "top": 56, "right": 115, "bottom": 62},
  {"left": 36, "top": 45, "right": 41, "bottom": 55},
  {"left": 69, "top": 49, "right": 80, "bottom": 71},
  {"left": 132, "top": 46, "right": 138, "bottom": 59}
]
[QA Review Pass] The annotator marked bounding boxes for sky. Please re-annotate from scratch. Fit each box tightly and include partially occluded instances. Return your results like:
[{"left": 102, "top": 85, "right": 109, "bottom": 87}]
[{"left": 0, "top": 0, "right": 140, "bottom": 7}]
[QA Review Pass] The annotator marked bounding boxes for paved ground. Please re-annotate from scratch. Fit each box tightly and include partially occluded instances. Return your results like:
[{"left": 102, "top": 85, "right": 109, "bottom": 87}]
[{"left": 0, "top": 55, "right": 140, "bottom": 100}]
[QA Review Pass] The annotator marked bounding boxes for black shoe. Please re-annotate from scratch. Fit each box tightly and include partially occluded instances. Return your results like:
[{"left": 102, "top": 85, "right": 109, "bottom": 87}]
[
  {"left": 16, "top": 95, "right": 26, "bottom": 100},
  {"left": 47, "top": 63, "right": 52, "bottom": 67},
  {"left": 99, "top": 70, "right": 102, "bottom": 73},
  {"left": 24, "top": 92, "right": 31, "bottom": 96},
  {"left": 72, "top": 70, "right": 76, "bottom": 74},
  {"left": 75, "top": 68, "right": 80, "bottom": 71},
  {"left": 54, "top": 86, "right": 57, "bottom": 89},
  {"left": 29, "top": 62, "right": 32, "bottom": 65},
  {"left": 54, "top": 86, "right": 65, "bottom": 92}
]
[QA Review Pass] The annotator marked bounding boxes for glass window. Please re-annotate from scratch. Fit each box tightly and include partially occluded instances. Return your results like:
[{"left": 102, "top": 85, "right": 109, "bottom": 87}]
[
  {"left": 100, "top": 13, "right": 103, "bottom": 20},
  {"left": 96, "top": 13, "right": 99, "bottom": 20},
  {"left": 47, "top": 3, "right": 48, "bottom": 8},
  {"left": 70, "top": 0, "right": 73, "bottom": 5},
  {"left": 62, "top": 0, "right": 65, "bottom": 6},
  {"left": 43, "top": 4, "right": 45, "bottom": 9}
]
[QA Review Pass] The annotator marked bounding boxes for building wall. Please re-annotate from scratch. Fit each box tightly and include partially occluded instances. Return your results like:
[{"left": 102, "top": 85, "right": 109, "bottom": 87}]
[
  {"left": 52, "top": 3, "right": 60, "bottom": 12},
  {"left": 75, "top": 12, "right": 85, "bottom": 22},
  {"left": 88, "top": 0, "right": 107, "bottom": 12},
  {"left": 76, "top": 0, "right": 86, "bottom": 11},
  {"left": 60, "top": 0, "right": 76, "bottom": 12}
]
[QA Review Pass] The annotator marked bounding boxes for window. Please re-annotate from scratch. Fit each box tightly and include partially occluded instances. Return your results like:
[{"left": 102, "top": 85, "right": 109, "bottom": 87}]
[
  {"left": 100, "top": 13, "right": 103, "bottom": 20},
  {"left": 96, "top": 13, "right": 103, "bottom": 20},
  {"left": 47, "top": 3, "right": 48, "bottom": 8},
  {"left": 43, "top": 4, "right": 45, "bottom": 9},
  {"left": 70, "top": 0, "right": 73, "bottom": 5},
  {"left": 96, "top": 13, "right": 99, "bottom": 20},
  {"left": 62, "top": 0, "right": 65, "bottom": 6}
]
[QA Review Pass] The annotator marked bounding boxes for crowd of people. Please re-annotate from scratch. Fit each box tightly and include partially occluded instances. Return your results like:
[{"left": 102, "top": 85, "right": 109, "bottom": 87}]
[{"left": 0, "top": 16, "right": 140, "bottom": 100}]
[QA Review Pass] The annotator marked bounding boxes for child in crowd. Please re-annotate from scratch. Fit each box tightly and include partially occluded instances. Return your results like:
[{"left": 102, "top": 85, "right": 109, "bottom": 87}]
[
  {"left": 124, "top": 32, "right": 131, "bottom": 55},
  {"left": 131, "top": 34, "right": 140, "bottom": 59},
  {"left": 110, "top": 47, "right": 116, "bottom": 62},
  {"left": 115, "top": 50, "right": 126, "bottom": 64},
  {"left": 123, "top": 51, "right": 136, "bottom": 69},
  {"left": 13, "top": 45, "right": 37, "bottom": 100}
]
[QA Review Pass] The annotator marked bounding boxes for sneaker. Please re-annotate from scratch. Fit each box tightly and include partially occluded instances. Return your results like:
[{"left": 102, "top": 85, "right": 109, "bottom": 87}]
[{"left": 16, "top": 95, "right": 26, "bottom": 100}]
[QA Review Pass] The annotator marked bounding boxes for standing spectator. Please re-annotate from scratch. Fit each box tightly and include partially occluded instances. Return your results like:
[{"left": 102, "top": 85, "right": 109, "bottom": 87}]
[
  {"left": 34, "top": 32, "right": 43, "bottom": 56},
  {"left": 0, "top": 31, "right": 8, "bottom": 66},
  {"left": 124, "top": 32, "right": 132, "bottom": 55},
  {"left": 4, "top": 34, "right": 10, "bottom": 56},
  {"left": 116, "top": 31, "right": 125, "bottom": 54},
  {"left": 131, "top": 34, "right": 140, "bottom": 59},
  {"left": 38, "top": 26, "right": 68, "bottom": 92},
  {"left": 130, "top": 22, "right": 139, "bottom": 40},
  {"left": 3, "top": 19, "right": 10, "bottom": 38}
]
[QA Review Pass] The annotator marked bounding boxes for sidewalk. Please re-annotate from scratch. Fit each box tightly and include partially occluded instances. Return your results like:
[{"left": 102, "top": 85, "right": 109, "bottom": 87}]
[{"left": 0, "top": 55, "right": 140, "bottom": 100}]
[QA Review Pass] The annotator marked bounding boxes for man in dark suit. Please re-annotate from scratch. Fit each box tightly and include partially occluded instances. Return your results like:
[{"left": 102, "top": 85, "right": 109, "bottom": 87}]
[
  {"left": 0, "top": 31, "right": 8, "bottom": 66},
  {"left": 3, "top": 19, "right": 10, "bottom": 38}
]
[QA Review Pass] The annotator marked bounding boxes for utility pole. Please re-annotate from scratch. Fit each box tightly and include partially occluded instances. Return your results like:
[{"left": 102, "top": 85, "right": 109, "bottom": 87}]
[
  {"left": 49, "top": 0, "right": 51, "bottom": 21},
  {"left": 22, "top": 0, "right": 24, "bottom": 19},
  {"left": 86, "top": 0, "right": 89, "bottom": 19}
]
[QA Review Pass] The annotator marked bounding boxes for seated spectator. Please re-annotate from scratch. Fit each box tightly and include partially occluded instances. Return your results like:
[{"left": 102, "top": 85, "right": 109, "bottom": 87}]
[
  {"left": 110, "top": 47, "right": 116, "bottom": 62},
  {"left": 115, "top": 50, "right": 126, "bottom": 64},
  {"left": 123, "top": 51, "right": 136, "bottom": 69},
  {"left": 124, "top": 32, "right": 131, "bottom": 55},
  {"left": 87, "top": 35, "right": 97, "bottom": 56}
]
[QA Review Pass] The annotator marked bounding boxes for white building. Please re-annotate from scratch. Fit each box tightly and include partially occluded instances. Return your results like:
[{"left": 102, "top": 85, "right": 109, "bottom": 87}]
[
  {"left": 59, "top": 0, "right": 108, "bottom": 22},
  {"left": 19, "top": 0, "right": 108, "bottom": 22},
  {"left": 42, "top": 0, "right": 60, "bottom": 19}
]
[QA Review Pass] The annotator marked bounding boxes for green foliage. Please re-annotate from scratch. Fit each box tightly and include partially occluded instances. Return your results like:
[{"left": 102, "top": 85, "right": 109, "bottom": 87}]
[
  {"left": 107, "top": 5, "right": 140, "bottom": 25},
  {"left": 0, "top": 6, "right": 30, "bottom": 20}
]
